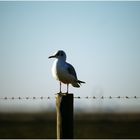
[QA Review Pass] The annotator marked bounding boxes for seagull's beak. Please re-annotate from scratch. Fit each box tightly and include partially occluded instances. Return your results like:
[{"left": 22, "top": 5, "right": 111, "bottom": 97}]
[{"left": 48, "top": 55, "right": 55, "bottom": 59}]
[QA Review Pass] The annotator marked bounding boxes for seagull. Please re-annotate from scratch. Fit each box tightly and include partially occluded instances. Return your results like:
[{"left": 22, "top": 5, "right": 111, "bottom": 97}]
[{"left": 48, "top": 50, "right": 85, "bottom": 93}]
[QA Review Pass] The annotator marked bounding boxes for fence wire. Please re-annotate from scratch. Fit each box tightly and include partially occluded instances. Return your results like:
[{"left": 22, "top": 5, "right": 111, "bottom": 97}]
[{"left": 0, "top": 96, "right": 140, "bottom": 100}]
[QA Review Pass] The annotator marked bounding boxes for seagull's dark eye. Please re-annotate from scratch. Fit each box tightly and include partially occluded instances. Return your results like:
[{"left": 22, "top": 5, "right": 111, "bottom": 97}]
[{"left": 61, "top": 53, "right": 63, "bottom": 56}]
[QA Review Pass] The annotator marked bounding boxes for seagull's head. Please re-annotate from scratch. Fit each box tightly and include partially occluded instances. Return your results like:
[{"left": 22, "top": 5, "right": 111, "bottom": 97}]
[{"left": 48, "top": 50, "right": 66, "bottom": 61}]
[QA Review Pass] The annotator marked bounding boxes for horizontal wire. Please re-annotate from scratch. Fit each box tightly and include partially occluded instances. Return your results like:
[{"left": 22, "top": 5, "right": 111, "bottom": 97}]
[
  {"left": 74, "top": 96, "right": 140, "bottom": 99},
  {"left": 0, "top": 96, "right": 51, "bottom": 100},
  {"left": 0, "top": 96, "right": 140, "bottom": 100}
]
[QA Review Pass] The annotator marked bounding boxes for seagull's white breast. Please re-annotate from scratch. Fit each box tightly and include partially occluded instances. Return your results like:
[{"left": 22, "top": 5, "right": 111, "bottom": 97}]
[
  {"left": 51, "top": 59, "right": 76, "bottom": 84},
  {"left": 52, "top": 59, "right": 60, "bottom": 80}
]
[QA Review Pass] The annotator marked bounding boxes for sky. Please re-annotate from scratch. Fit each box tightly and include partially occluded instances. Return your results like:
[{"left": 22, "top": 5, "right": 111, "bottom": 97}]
[{"left": 0, "top": 1, "right": 140, "bottom": 112}]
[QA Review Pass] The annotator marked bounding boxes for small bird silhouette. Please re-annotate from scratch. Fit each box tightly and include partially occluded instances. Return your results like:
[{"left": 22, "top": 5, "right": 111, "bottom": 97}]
[{"left": 48, "top": 50, "right": 85, "bottom": 93}]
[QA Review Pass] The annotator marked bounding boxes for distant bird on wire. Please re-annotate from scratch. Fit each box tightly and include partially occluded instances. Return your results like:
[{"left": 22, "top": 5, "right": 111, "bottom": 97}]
[{"left": 48, "top": 50, "right": 85, "bottom": 93}]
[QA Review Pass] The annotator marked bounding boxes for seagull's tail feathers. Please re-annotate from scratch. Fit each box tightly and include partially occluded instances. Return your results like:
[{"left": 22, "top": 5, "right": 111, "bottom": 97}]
[
  {"left": 72, "top": 80, "right": 85, "bottom": 88},
  {"left": 77, "top": 80, "right": 85, "bottom": 84}
]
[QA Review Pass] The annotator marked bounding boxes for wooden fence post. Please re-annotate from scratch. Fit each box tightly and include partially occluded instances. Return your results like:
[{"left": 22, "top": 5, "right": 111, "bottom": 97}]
[{"left": 56, "top": 93, "right": 74, "bottom": 139}]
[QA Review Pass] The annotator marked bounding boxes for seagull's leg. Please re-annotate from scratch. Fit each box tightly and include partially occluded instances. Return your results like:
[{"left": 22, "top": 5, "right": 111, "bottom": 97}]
[
  {"left": 59, "top": 82, "right": 62, "bottom": 93},
  {"left": 66, "top": 84, "right": 69, "bottom": 94}
]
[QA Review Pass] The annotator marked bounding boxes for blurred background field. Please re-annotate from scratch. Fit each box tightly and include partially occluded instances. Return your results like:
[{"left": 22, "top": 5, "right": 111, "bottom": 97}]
[{"left": 0, "top": 111, "right": 140, "bottom": 139}]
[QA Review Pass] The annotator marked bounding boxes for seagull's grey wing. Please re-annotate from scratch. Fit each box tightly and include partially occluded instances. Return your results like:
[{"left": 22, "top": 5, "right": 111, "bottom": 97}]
[{"left": 66, "top": 63, "right": 78, "bottom": 79}]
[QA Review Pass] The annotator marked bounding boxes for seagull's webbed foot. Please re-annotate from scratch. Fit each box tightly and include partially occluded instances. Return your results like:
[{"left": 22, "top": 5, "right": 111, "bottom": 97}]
[
  {"left": 56, "top": 92, "right": 67, "bottom": 96},
  {"left": 56, "top": 91, "right": 62, "bottom": 95}
]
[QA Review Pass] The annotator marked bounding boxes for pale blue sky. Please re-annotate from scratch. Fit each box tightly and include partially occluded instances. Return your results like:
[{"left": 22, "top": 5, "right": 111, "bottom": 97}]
[{"left": 0, "top": 1, "right": 140, "bottom": 112}]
